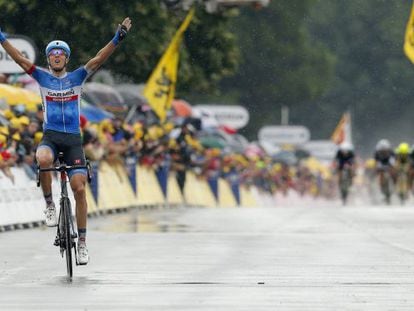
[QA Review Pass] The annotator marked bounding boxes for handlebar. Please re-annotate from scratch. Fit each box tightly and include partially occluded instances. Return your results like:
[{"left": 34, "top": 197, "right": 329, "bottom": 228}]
[
  {"left": 38, "top": 164, "right": 89, "bottom": 173},
  {"left": 37, "top": 161, "right": 92, "bottom": 187}
]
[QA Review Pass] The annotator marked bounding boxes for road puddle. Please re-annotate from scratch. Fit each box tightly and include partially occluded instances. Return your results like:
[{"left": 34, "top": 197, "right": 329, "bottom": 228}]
[{"left": 90, "top": 208, "right": 191, "bottom": 233}]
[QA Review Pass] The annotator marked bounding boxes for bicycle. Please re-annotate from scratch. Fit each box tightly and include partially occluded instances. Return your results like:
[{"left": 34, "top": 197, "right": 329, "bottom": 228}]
[
  {"left": 379, "top": 166, "right": 393, "bottom": 205},
  {"left": 338, "top": 163, "right": 353, "bottom": 205},
  {"left": 36, "top": 152, "right": 91, "bottom": 280},
  {"left": 338, "top": 165, "right": 353, "bottom": 205},
  {"left": 396, "top": 163, "right": 410, "bottom": 205}
]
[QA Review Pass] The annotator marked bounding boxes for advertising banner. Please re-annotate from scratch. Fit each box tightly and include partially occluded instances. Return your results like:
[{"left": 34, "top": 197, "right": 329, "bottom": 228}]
[{"left": 0, "top": 36, "right": 37, "bottom": 74}]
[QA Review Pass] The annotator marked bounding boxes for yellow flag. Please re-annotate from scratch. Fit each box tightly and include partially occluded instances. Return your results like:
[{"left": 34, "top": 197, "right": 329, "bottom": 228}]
[
  {"left": 331, "top": 112, "right": 352, "bottom": 145},
  {"left": 404, "top": 1, "right": 414, "bottom": 63},
  {"left": 143, "top": 8, "right": 195, "bottom": 121}
]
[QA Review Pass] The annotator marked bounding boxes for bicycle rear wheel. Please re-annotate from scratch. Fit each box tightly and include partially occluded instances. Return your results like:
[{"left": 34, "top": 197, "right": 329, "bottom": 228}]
[
  {"left": 339, "top": 170, "right": 351, "bottom": 205},
  {"left": 396, "top": 171, "right": 408, "bottom": 205},
  {"left": 381, "top": 174, "right": 392, "bottom": 205},
  {"left": 63, "top": 198, "right": 73, "bottom": 279}
]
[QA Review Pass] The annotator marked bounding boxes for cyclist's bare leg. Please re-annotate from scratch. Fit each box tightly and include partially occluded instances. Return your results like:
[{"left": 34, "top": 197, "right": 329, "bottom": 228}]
[
  {"left": 70, "top": 173, "right": 88, "bottom": 230},
  {"left": 409, "top": 167, "right": 414, "bottom": 190},
  {"left": 337, "top": 170, "right": 343, "bottom": 182},
  {"left": 71, "top": 173, "right": 89, "bottom": 264},
  {"left": 36, "top": 146, "right": 54, "bottom": 197},
  {"left": 390, "top": 167, "right": 397, "bottom": 183},
  {"left": 378, "top": 170, "right": 384, "bottom": 188}
]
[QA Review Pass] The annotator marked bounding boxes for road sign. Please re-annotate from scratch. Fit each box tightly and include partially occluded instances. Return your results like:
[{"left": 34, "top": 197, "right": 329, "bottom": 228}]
[
  {"left": 259, "top": 140, "right": 281, "bottom": 155},
  {"left": 303, "top": 140, "right": 337, "bottom": 162},
  {"left": 195, "top": 105, "right": 249, "bottom": 129},
  {"left": 0, "top": 35, "right": 37, "bottom": 74},
  {"left": 258, "top": 125, "right": 310, "bottom": 145}
]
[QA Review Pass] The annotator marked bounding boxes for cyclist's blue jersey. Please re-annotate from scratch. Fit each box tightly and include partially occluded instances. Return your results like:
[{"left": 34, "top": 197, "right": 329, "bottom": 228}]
[{"left": 27, "top": 65, "right": 92, "bottom": 134}]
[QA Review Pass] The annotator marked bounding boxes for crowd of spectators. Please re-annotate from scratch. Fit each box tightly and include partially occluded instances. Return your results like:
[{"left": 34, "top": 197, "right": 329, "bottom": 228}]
[
  {"left": 0, "top": 83, "right": 337, "bottom": 200},
  {"left": 0, "top": 108, "right": 337, "bottom": 200}
]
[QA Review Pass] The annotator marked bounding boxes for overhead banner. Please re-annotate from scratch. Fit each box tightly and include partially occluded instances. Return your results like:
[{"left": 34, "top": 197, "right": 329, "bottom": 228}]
[
  {"left": 258, "top": 125, "right": 310, "bottom": 146},
  {"left": 143, "top": 8, "right": 195, "bottom": 121},
  {"left": 0, "top": 35, "right": 37, "bottom": 74},
  {"left": 404, "top": 1, "right": 414, "bottom": 63},
  {"left": 304, "top": 140, "right": 337, "bottom": 162},
  {"left": 194, "top": 105, "right": 249, "bottom": 129}
]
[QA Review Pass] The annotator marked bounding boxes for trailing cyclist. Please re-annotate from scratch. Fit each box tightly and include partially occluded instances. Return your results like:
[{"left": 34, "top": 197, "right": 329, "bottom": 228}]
[
  {"left": 394, "top": 142, "right": 412, "bottom": 204},
  {"left": 0, "top": 17, "right": 132, "bottom": 265},
  {"left": 409, "top": 144, "right": 414, "bottom": 193},
  {"left": 334, "top": 142, "right": 355, "bottom": 204},
  {"left": 374, "top": 139, "right": 395, "bottom": 204},
  {"left": 364, "top": 158, "right": 377, "bottom": 204}
]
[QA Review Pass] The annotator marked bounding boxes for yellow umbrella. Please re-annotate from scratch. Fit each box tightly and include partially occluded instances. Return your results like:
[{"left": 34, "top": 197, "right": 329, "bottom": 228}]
[
  {"left": 304, "top": 157, "right": 324, "bottom": 174},
  {"left": 19, "top": 88, "right": 41, "bottom": 112},
  {"left": 0, "top": 84, "right": 41, "bottom": 112},
  {"left": 0, "top": 84, "right": 26, "bottom": 105}
]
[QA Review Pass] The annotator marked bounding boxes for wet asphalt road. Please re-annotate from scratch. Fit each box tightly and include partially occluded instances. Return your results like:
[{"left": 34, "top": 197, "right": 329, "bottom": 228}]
[{"left": 2, "top": 200, "right": 414, "bottom": 310}]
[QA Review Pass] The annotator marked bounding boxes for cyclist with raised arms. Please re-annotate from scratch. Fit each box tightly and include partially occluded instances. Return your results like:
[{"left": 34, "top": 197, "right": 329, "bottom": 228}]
[{"left": 0, "top": 17, "right": 132, "bottom": 265}]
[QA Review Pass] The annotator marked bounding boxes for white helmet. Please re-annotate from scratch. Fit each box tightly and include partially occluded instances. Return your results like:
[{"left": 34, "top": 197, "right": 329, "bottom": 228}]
[
  {"left": 45, "top": 40, "right": 71, "bottom": 58},
  {"left": 339, "top": 142, "right": 354, "bottom": 152},
  {"left": 375, "top": 139, "right": 391, "bottom": 151}
]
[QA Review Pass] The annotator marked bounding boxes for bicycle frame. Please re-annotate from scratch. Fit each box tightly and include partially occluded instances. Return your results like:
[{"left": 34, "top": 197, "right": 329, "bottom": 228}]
[
  {"left": 396, "top": 164, "right": 410, "bottom": 204},
  {"left": 37, "top": 155, "right": 91, "bottom": 280},
  {"left": 338, "top": 165, "right": 353, "bottom": 205},
  {"left": 379, "top": 167, "right": 393, "bottom": 204},
  {"left": 57, "top": 168, "right": 78, "bottom": 265},
  {"left": 59, "top": 169, "right": 77, "bottom": 242}
]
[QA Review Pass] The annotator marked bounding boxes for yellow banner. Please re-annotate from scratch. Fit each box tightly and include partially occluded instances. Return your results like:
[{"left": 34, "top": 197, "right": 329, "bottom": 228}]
[
  {"left": 143, "top": 8, "right": 195, "bottom": 121},
  {"left": 404, "top": 1, "right": 414, "bottom": 63}
]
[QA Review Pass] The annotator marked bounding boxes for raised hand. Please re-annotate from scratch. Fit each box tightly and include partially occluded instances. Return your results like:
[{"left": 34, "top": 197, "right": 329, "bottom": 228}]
[
  {"left": 116, "top": 17, "right": 132, "bottom": 42},
  {"left": 121, "top": 17, "right": 132, "bottom": 32}
]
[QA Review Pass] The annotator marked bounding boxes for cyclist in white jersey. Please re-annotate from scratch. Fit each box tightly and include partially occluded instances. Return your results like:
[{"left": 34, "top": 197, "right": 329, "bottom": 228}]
[{"left": 0, "top": 17, "right": 132, "bottom": 265}]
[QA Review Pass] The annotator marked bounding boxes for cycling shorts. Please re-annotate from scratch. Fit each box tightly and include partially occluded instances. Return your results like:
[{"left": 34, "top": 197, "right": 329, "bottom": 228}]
[{"left": 38, "top": 129, "right": 86, "bottom": 178}]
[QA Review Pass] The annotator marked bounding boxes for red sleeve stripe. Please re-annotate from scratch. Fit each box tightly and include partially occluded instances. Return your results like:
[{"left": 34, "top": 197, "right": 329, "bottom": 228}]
[{"left": 26, "top": 65, "right": 36, "bottom": 75}]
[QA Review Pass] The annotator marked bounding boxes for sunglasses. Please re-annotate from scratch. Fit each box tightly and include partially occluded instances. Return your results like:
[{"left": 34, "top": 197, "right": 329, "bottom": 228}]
[{"left": 48, "top": 49, "right": 67, "bottom": 57}]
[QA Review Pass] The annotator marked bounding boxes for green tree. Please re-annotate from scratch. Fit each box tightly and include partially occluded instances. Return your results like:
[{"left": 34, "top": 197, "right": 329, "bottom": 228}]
[
  {"left": 220, "top": 0, "right": 334, "bottom": 138},
  {"left": 306, "top": 0, "right": 414, "bottom": 153},
  {"left": 0, "top": 0, "right": 238, "bottom": 94}
]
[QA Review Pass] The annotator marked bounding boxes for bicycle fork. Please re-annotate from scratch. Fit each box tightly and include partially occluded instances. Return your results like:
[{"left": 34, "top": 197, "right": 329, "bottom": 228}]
[{"left": 54, "top": 197, "right": 79, "bottom": 264}]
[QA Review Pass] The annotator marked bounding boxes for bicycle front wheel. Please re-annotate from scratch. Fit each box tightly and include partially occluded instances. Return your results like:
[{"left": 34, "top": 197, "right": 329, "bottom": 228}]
[{"left": 63, "top": 198, "right": 73, "bottom": 279}]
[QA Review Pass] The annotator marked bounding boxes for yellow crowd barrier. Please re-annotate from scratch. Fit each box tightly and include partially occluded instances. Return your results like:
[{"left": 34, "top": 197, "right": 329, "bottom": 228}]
[
  {"left": 87, "top": 163, "right": 257, "bottom": 211},
  {"left": 218, "top": 178, "right": 237, "bottom": 207},
  {"left": 136, "top": 165, "right": 164, "bottom": 205},
  {"left": 184, "top": 171, "right": 216, "bottom": 207},
  {"left": 167, "top": 172, "right": 184, "bottom": 205},
  {"left": 85, "top": 184, "right": 98, "bottom": 215},
  {"left": 240, "top": 185, "right": 257, "bottom": 207},
  {"left": 98, "top": 161, "right": 136, "bottom": 210},
  {"left": 0, "top": 163, "right": 260, "bottom": 231}
]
